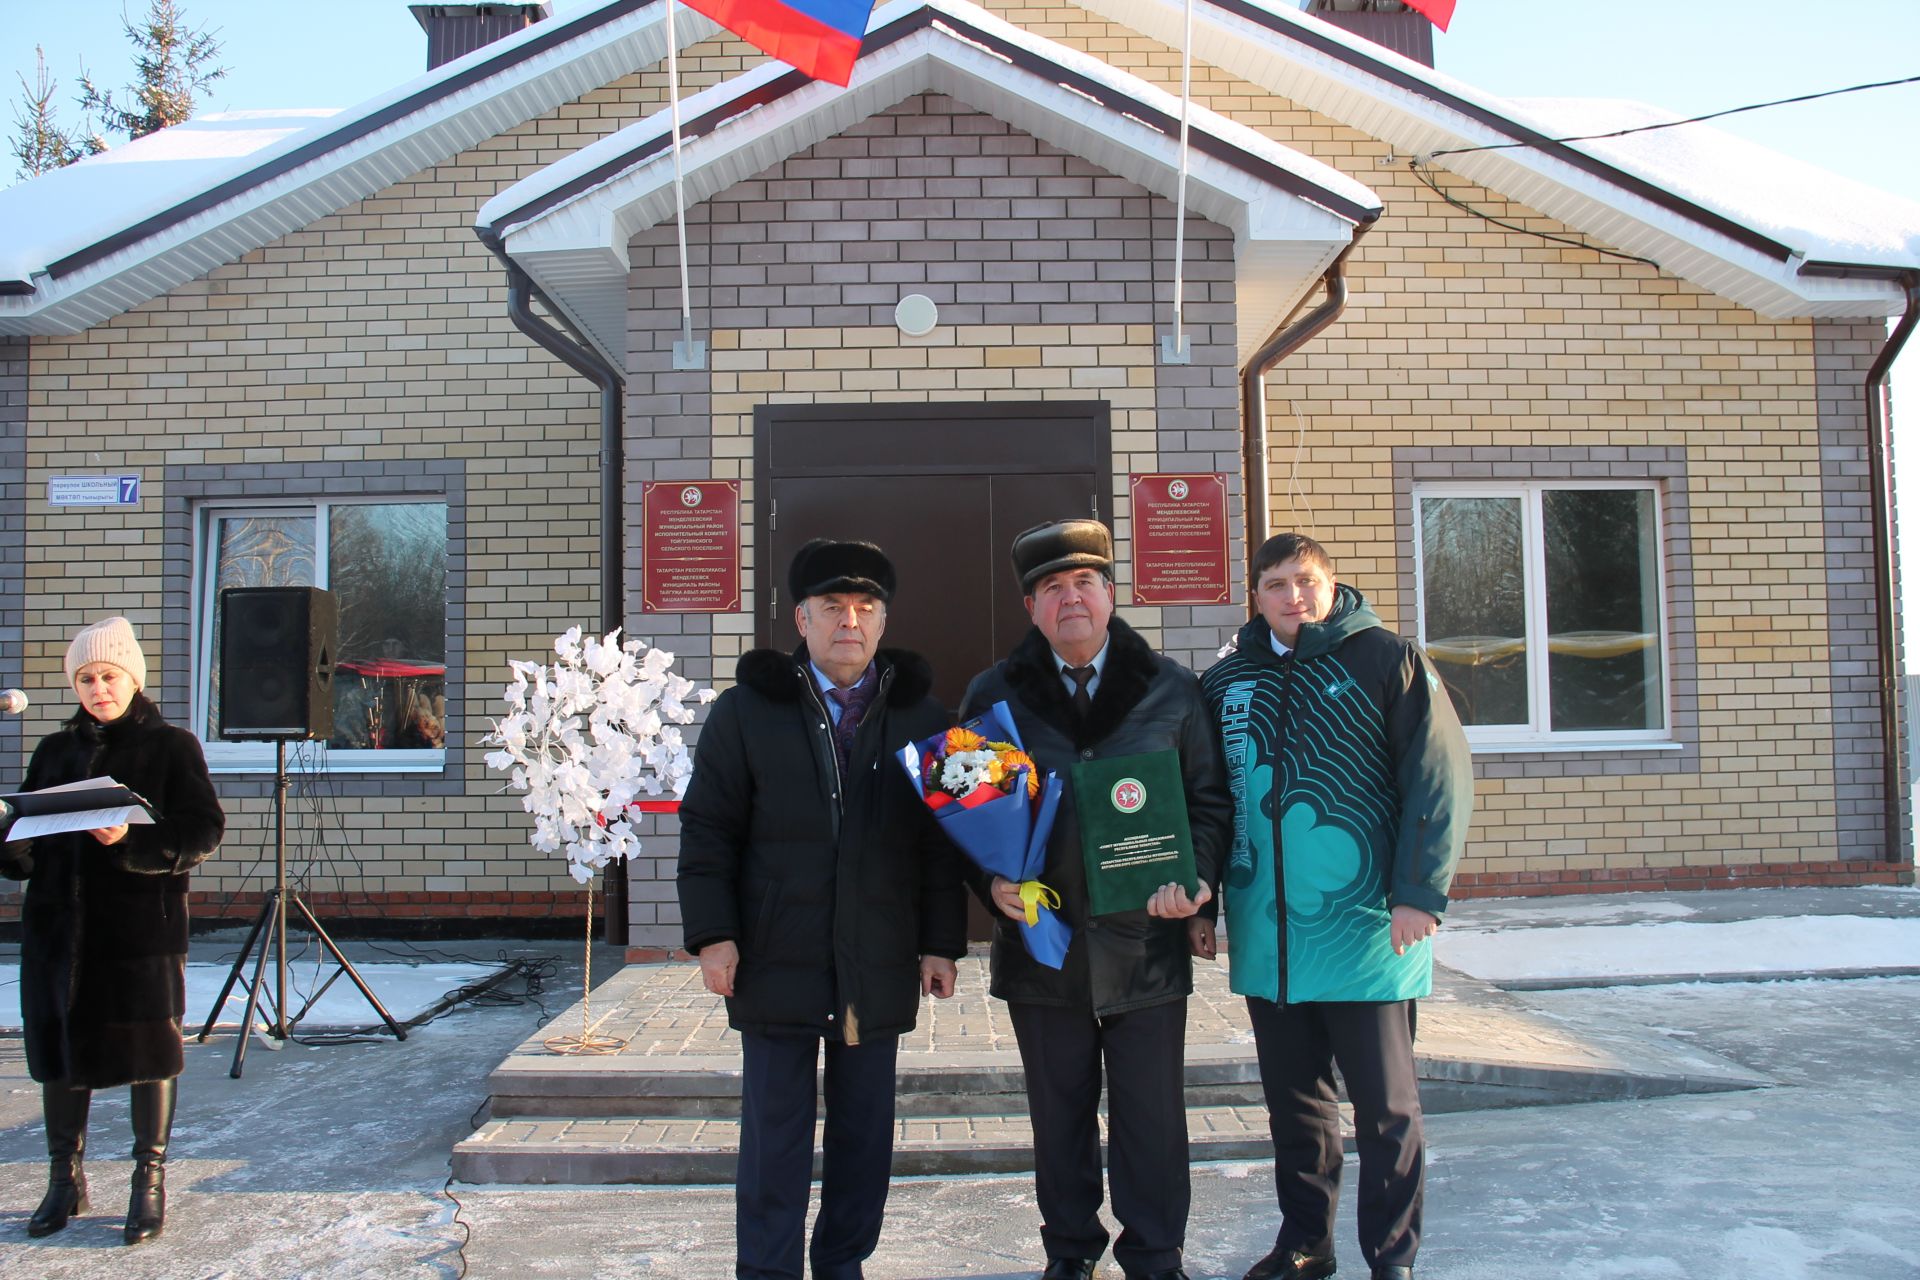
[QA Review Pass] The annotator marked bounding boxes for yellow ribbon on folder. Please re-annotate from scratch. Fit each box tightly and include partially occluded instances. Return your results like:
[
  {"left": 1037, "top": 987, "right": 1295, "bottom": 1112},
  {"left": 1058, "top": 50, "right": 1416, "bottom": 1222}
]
[{"left": 1017, "top": 879, "right": 1060, "bottom": 927}]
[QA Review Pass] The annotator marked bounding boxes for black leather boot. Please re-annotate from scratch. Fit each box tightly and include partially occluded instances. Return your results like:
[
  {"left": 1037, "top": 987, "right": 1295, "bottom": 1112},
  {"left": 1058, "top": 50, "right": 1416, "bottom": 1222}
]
[
  {"left": 27, "top": 1082, "right": 92, "bottom": 1238},
  {"left": 124, "top": 1077, "right": 176, "bottom": 1245}
]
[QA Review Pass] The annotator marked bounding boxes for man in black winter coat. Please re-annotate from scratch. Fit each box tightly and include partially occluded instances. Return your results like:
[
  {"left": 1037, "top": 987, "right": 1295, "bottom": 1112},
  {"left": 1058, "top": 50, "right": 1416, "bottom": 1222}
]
[
  {"left": 678, "top": 539, "right": 966, "bottom": 1280},
  {"left": 960, "top": 519, "right": 1232, "bottom": 1280}
]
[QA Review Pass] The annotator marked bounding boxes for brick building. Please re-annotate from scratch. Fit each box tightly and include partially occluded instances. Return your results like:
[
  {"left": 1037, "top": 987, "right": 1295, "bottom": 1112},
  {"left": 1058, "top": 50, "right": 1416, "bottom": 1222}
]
[{"left": 0, "top": 0, "right": 1913, "bottom": 949}]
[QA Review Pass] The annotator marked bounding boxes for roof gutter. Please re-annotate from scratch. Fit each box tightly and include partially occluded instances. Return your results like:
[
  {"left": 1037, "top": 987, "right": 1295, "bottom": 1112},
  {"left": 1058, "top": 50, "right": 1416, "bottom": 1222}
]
[
  {"left": 486, "top": 237, "right": 632, "bottom": 944},
  {"left": 1241, "top": 215, "right": 1378, "bottom": 578},
  {"left": 1796, "top": 259, "right": 1916, "bottom": 869}
]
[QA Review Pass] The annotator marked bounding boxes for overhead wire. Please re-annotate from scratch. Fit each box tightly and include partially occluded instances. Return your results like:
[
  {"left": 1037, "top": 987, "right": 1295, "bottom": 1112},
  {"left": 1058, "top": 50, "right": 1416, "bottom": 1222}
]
[
  {"left": 1406, "top": 158, "right": 1664, "bottom": 269},
  {"left": 1411, "top": 71, "right": 1920, "bottom": 269},
  {"left": 1426, "top": 72, "right": 1920, "bottom": 162}
]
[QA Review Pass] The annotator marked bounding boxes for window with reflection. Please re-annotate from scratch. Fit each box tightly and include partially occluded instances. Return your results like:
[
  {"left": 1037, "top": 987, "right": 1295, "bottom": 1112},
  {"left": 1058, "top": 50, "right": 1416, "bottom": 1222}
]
[
  {"left": 1416, "top": 484, "right": 1666, "bottom": 745},
  {"left": 198, "top": 500, "right": 449, "bottom": 765}
]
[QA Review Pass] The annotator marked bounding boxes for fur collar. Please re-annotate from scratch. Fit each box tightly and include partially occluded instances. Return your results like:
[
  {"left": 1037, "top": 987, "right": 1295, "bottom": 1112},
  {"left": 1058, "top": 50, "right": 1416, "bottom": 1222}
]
[
  {"left": 1002, "top": 616, "right": 1160, "bottom": 749},
  {"left": 64, "top": 691, "right": 159, "bottom": 740},
  {"left": 735, "top": 646, "right": 934, "bottom": 707}
]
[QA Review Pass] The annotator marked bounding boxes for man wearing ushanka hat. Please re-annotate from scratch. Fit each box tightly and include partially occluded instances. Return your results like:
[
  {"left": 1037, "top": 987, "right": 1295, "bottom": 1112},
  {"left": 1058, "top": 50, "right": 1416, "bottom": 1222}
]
[
  {"left": 958, "top": 519, "right": 1232, "bottom": 1280},
  {"left": 679, "top": 539, "right": 966, "bottom": 1280}
]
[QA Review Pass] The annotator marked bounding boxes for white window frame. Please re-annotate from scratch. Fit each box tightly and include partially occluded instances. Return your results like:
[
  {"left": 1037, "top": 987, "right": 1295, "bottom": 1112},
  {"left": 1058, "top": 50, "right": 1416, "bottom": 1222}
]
[
  {"left": 193, "top": 498, "right": 448, "bottom": 774},
  {"left": 1412, "top": 480, "right": 1673, "bottom": 752}
]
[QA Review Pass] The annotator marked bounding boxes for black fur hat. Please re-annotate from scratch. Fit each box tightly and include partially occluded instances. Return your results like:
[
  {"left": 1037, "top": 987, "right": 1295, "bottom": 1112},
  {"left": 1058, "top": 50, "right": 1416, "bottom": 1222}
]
[
  {"left": 1011, "top": 519, "right": 1113, "bottom": 594},
  {"left": 788, "top": 539, "right": 896, "bottom": 602}
]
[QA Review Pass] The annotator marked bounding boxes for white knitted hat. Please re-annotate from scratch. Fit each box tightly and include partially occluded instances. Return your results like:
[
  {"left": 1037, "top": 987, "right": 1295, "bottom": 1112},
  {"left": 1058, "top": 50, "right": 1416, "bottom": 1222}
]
[{"left": 65, "top": 616, "right": 147, "bottom": 692}]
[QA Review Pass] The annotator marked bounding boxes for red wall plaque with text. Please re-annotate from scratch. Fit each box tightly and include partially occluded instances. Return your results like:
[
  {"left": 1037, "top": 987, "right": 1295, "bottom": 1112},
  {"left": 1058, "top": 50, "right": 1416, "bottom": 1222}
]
[
  {"left": 1130, "top": 473, "right": 1231, "bottom": 606},
  {"left": 641, "top": 481, "right": 741, "bottom": 613}
]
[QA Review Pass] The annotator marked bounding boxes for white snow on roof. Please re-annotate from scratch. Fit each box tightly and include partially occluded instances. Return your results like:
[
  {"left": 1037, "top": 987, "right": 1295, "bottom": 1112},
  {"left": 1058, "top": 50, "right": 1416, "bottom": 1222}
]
[
  {"left": 0, "top": 0, "right": 648, "bottom": 292},
  {"left": 1504, "top": 98, "right": 1920, "bottom": 268},
  {"left": 0, "top": 110, "right": 342, "bottom": 284}
]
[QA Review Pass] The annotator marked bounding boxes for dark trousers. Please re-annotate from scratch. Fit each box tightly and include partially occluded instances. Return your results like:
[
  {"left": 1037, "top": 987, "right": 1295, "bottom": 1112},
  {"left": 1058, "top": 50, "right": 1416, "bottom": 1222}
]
[
  {"left": 736, "top": 1029, "right": 900, "bottom": 1280},
  {"left": 1008, "top": 998, "right": 1189, "bottom": 1276},
  {"left": 1247, "top": 997, "right": 1423, "bottom": 1269}
]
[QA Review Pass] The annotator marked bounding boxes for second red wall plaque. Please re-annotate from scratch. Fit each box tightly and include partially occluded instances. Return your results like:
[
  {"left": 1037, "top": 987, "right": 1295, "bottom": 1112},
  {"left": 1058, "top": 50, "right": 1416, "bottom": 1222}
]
[{"left": 1130, "top": 473, "right": 1231, "bottom": 606}]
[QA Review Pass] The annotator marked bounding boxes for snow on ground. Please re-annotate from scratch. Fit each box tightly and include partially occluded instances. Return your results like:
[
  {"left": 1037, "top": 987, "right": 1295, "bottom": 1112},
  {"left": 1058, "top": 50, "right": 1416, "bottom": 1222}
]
[
  {"left": 1436, "top": 915, "right": 1920, "bottom": 982},
  {"left": 0, "top": 961, "right": 498, "bottom": 1033}
]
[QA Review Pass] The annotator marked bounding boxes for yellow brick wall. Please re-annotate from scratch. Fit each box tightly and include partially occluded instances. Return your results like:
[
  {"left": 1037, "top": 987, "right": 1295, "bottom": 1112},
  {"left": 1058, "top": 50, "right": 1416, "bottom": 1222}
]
[{"left": 15, "top": 50, "right": 753, "bottom": 909}]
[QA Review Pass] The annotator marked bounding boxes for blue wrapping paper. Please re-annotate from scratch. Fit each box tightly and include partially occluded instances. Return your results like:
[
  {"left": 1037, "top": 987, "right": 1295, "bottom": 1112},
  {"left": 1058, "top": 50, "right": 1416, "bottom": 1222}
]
[{"left": 897, "top": 701, "right": 1071, "bottom": 969}]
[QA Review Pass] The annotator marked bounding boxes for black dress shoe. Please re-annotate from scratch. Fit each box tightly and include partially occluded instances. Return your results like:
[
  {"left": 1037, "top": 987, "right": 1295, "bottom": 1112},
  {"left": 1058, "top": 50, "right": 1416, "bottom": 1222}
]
[
  {"left": 1243, "top": 1245, "right": 1337, "bottom": 1280},
  {"left": 1370, "top": 1268, "right": 1412, "bottom": 1280},
  {"left": 1040, "top": 1260, "right": 1098, "bottom": 1280}
]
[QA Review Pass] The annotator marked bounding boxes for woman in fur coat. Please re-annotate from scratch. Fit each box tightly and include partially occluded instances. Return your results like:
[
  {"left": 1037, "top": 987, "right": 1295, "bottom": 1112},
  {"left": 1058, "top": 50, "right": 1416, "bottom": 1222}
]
[{"left": 1, "top": 617, "right": 225, "bottom": 1245}]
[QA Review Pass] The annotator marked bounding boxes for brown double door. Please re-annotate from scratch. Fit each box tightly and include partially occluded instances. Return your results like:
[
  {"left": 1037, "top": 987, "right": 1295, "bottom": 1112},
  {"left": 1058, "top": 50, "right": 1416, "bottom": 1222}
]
[{"left": 755, "top": 401, "right": 1111, "bottom": 714}]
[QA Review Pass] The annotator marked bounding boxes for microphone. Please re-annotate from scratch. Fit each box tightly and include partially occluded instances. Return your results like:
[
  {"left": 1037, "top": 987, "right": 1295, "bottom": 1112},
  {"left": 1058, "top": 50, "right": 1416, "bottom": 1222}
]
[{"left": 0, "top": 689, "right": 25, "bottom": 715}]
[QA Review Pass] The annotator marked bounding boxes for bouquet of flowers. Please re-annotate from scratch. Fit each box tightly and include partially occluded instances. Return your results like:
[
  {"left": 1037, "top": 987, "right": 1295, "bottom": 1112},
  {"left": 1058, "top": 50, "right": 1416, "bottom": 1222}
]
[{"left": 898, "top": 701, "right": 1070, "bottom": 968}]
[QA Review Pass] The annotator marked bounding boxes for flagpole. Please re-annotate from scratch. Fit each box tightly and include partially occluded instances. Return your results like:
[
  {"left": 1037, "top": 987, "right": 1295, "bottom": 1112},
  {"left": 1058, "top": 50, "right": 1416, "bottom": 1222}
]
[
  {"left": 1162, "top": 0, "right": 1194, "bottom": 365},
  {"left": 665, "top": 0, "right": 705, "bottom": 369}
]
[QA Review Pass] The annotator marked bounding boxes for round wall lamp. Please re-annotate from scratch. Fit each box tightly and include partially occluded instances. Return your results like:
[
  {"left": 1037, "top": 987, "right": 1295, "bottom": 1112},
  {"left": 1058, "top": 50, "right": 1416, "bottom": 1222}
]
[{"left": 895, "top": 293, "right": 939, "bottom": 337}]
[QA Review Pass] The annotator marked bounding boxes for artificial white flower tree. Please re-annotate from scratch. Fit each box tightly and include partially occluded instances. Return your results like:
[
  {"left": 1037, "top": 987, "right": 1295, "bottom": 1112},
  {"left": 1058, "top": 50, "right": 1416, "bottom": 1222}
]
[{"left": 483, "top": 626, "right": 715, "bottom": 1050}]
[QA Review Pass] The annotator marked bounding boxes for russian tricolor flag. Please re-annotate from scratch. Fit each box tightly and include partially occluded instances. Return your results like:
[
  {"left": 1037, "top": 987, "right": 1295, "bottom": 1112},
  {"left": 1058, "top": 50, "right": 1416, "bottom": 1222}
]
[
  {"left": 678, "top": 0, "right": 876, "bottom": 86},
  {"left": 1402, "top": 0, "right": 1455, "bottom": 31}
]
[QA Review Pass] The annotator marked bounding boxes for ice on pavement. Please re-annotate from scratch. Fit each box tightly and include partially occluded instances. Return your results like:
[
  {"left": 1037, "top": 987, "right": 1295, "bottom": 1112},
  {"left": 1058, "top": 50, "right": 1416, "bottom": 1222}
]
[
  {"left": 1437, "top": 915, "right": 1920, "bottom": 982},
  {"left": 0, "top": 961, "right": 500, "bottom": 1033}
]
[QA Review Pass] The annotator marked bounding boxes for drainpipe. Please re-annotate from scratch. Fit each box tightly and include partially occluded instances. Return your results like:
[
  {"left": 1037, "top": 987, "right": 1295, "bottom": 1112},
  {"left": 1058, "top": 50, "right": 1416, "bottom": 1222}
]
[
  {"left": 1241, "top": 217, "right": 1378, "bottom": 577},
  {"left": 490, "top": 247, "right": 631, "bottom": 945},
  {"left": 1795, "top": 261, "right": 1918, "bottom": 868}
]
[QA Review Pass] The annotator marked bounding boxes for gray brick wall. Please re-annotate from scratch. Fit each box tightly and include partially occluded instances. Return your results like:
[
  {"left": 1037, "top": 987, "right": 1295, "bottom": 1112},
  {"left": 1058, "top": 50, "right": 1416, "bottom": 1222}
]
[
  {"left": 618, "top": 93, "right": 1243, "bottom": 945},
  {"left": 1815, "top": 319, "right": 1908, "bottom": 860}
]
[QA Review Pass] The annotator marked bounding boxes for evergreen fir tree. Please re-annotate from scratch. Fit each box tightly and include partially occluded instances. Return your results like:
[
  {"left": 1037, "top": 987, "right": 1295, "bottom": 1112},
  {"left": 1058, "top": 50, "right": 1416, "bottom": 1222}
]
[
  {"left": 77, "top": 0, "right": 226, "bottom": 146},
  {"left": 10, "top": 46, "right": 85, "bottom": 181}
]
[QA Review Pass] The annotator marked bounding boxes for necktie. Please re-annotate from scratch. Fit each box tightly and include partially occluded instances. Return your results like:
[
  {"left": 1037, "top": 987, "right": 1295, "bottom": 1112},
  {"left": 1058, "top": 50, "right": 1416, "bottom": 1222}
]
[
  {"left": 1067, "top": 665, "right": 1095, "bottom": 719},
  {"left": 826, "top": 686, "right": 861, "bottom": 774}
]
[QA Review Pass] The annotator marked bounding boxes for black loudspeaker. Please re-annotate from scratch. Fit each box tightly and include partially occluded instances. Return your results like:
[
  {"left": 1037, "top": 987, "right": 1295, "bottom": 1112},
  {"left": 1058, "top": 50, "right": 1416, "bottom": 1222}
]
[{"left": 220, "top": 587, "right": 338, "bottom": 740}]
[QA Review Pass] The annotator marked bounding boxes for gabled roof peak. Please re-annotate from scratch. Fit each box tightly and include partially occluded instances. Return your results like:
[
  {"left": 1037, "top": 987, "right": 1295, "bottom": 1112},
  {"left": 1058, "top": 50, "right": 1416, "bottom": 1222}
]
[{"left": 482, "top": 0, "right": 1383, "bottom": 365}]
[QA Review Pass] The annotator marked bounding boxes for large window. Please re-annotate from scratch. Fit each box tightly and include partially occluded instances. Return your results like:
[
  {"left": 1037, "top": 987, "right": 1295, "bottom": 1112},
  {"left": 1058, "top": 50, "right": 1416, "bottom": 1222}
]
[
  {"left": 1414, "top": 483, "right": 1668, "bottom": 747},
  {"left": 196, "top": 500, "right": 449, "bottom": 770}
]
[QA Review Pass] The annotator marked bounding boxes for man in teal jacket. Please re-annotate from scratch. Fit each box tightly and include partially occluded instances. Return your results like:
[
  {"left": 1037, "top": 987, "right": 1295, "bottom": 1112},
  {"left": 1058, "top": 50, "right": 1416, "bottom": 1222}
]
[{"left": 1198, "top": 533, "right": 1473, "bottom": 1280}]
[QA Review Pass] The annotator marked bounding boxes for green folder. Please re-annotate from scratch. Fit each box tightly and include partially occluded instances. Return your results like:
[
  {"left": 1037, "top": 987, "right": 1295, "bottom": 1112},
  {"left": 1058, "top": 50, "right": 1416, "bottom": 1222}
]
[{"left": 1070, "top": 749, "right": 1198, "bottom": 917}]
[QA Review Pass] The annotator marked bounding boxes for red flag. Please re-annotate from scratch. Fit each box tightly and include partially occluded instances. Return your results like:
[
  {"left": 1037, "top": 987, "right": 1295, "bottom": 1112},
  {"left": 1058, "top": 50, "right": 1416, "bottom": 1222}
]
[
  {"left": 1403, "top": 0, "right": 1455, "bottom": 31},
  {"left": 678, "top": 0, "right": 876, "bottom": 86}
]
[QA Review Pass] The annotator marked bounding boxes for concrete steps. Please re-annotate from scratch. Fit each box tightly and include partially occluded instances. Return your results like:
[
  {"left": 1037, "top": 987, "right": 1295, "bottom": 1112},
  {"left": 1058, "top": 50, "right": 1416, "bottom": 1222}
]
[
  {"left": 451, "top": 957, "right": 1772, "bottom": 1185},
  {"left": 455, "top": 1101, "right": 1292, "bottom": 1185}
]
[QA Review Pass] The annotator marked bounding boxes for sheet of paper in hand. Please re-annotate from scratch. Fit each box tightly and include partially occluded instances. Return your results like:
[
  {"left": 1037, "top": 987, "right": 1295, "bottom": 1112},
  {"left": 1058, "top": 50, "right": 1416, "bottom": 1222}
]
[
  {"left": 1070, "top": 749, "right": 1197, "bottom": 917},
  {"left": 1, "top": 777, "right": 158, "bottom": 841}
]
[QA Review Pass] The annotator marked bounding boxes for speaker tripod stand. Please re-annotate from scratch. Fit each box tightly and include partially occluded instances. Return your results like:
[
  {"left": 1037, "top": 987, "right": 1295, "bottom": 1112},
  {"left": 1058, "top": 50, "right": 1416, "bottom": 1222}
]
[{"left": 197, "top": 738, "right": 406, "bottom": 1077}]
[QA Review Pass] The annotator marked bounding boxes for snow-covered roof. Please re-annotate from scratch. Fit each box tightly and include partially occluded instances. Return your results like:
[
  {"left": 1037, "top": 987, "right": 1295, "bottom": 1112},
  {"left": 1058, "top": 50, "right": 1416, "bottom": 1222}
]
[
  {"left": 0, "top": 111, "right": 342, "bottom": 287},
  {"left": 0, "top": 0, "right": 720, "bottom": 336},
  {"left": 1072, "top": 0, "right": 1918, "bottom": 318},
  {"left": 480, "top": 0, "right": 1382, "bottom": 366},
  {"left": 1505, "top": 98, "right": 1920, "bottom": 271}
]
